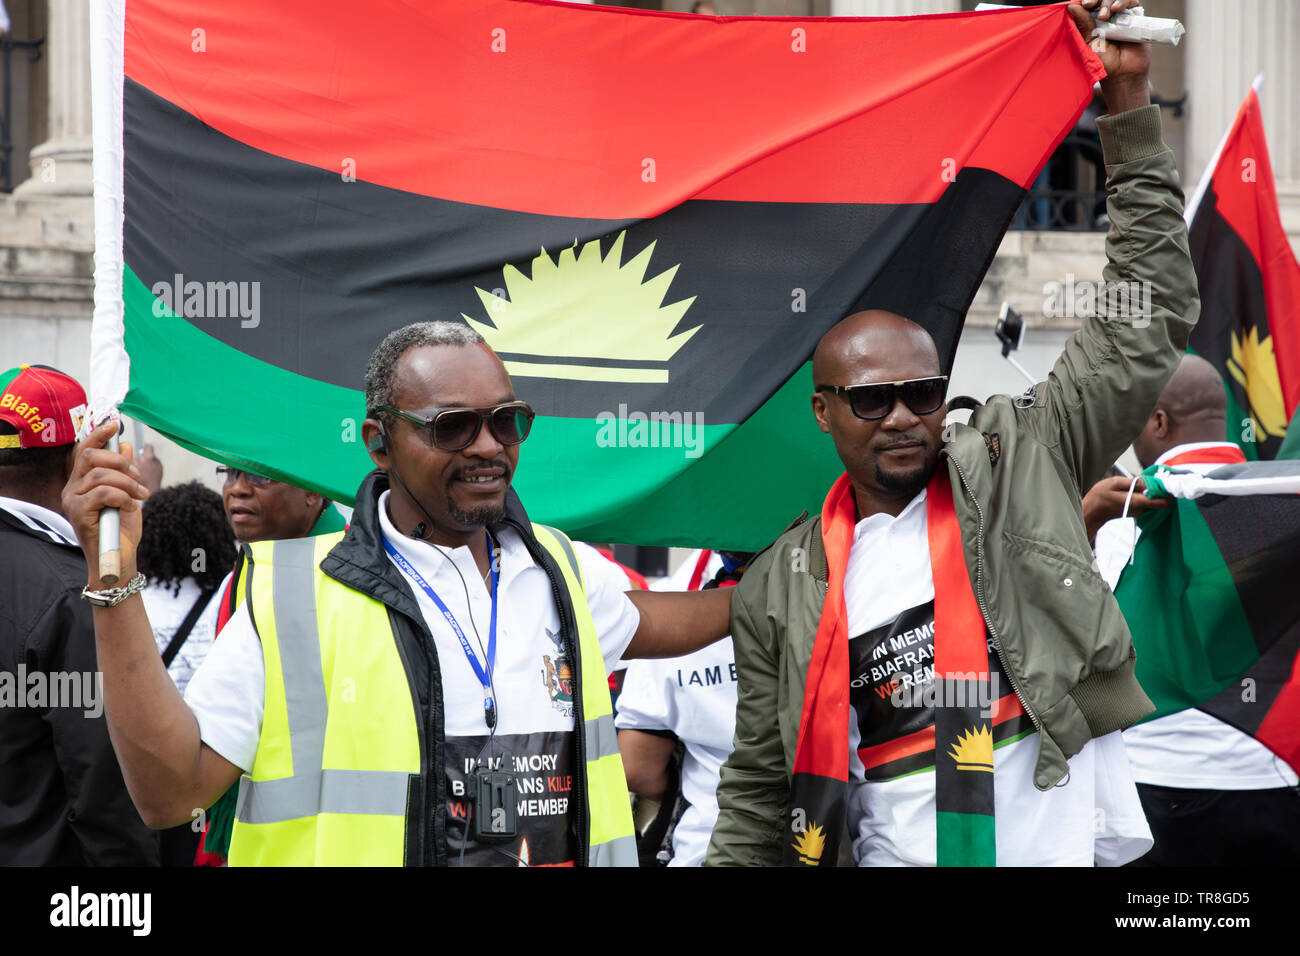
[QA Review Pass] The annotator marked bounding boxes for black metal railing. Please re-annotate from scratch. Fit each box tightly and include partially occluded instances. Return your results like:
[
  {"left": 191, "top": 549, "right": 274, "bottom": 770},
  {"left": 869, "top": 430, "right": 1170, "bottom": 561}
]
[
  {"left": 1011, "top": 94, "right": 1187, "bottom": 232},
  {"left": 1012, "top": 187, "right": 1111, "bottom": 232},
  {"left": 1, "top": 31, "right": 46, "bottom": 193},
  {"left": 1011, "top": 129, "right": 1107, "bottom": 231}
]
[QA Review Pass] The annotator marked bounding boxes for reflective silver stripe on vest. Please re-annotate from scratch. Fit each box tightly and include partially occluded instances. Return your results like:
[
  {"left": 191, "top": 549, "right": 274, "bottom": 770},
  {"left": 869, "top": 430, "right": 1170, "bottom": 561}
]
[
  {"left": 582, "top": 714, "right": 631, "bottom": 866},
  {"left": 584, "top": 712, "right": 619, "bottom": 761},
  {"left": 237, "top": 768, "right": 411, "bottom": 824},
  {"left": 236, "top": 537, "right": 409, "bottom": 825},
  {"left": 589, "top": 834, "right": 639, "bottom": 867},
  {"left": 534, "top": 523, "right": 581, "bottom": 584}
]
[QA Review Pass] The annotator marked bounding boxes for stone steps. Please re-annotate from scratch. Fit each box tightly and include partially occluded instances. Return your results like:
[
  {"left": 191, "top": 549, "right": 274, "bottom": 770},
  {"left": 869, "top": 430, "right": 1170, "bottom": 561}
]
[
  {"left": 0, "top": 193, "right": 95, "bottom": 316},
  {"left": 966, "top": 229, "right": 1107, "bottom": 328}
]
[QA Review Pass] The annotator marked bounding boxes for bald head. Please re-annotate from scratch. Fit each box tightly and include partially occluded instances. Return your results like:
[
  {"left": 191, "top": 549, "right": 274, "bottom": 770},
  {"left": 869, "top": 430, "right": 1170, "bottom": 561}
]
[
  {"left": 1157, "top": 354, "right": 1226, "bottom": 420},
  {"left": 1131, "top": 354, "right": 1228, "bottom": 468},
  {"left": 810, "top": 310, "right": 946, "bottom": 518},
  {"left": 812, "top": 310, "right": 941, "bottom": 386}
]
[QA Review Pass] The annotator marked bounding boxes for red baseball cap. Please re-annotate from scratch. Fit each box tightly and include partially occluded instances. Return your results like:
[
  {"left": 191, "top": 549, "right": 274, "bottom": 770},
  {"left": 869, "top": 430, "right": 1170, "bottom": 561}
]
[{"left": 0, "top": 365, "right": 89, "bottom": 449}]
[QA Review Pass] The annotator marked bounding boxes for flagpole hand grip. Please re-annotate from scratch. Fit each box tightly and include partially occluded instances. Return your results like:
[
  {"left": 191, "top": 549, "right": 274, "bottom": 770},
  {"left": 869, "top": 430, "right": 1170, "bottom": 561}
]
[{"left": 98, "top": 430, "right": 122, "bottom": 586}]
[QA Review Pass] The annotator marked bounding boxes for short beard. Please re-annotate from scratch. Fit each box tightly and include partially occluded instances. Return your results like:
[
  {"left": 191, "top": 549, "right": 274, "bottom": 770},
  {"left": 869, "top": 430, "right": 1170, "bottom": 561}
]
[
  {"left": 875, "top": 461, "right": 931, "bottom": 500},
  {"left": 445, "top": 460, "right": 511, "bottom": 529},
  {"left": 448, "top": 499, "right": 506, "bottom": 528}
]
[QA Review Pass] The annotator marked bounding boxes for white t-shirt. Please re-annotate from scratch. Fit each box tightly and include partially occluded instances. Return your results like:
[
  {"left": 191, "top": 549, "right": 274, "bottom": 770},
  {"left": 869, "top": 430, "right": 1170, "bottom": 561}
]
[
  {"left": 616, "top": 550, "right": 733, "bottom": 867},
  {"left": 1095, "top": 443, "right": 1299, "bottom": 790},
  {"left": 141, "top": 575, "right": 224, "bottom": 697},
  {"left": 184, "top": 493, "right": 642, "bottom": 865},
  {"left": 844, "top": 489, "right": 1152, "bottom": 866}
]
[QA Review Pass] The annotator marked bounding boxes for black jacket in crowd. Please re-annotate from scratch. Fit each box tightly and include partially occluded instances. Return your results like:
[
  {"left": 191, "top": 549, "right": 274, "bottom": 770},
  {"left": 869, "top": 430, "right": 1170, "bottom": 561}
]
[{"left": 0, "top": 500, "right": 159, "bottom": 865}]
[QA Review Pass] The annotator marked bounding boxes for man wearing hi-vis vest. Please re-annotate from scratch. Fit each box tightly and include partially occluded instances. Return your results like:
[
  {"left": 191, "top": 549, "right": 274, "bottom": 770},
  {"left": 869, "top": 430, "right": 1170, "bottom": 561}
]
[{"left": 63, "top": 322, "right": 732, "bottom": 866}]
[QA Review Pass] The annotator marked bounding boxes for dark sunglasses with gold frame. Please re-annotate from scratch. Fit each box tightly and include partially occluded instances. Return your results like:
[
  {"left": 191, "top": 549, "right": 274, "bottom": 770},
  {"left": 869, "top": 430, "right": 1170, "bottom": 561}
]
[{"left": 815, "top": 376, "right": 948, "bottom": 421}]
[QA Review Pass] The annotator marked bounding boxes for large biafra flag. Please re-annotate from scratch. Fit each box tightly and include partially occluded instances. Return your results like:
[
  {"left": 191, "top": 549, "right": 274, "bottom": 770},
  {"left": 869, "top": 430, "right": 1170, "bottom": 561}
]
[{"left": 92, "top": 0, "right": 1103, "bottom": 549}]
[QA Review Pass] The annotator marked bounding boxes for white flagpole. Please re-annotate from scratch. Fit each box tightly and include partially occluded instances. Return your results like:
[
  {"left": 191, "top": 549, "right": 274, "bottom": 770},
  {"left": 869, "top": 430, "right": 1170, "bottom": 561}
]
[{"left": 89, "top": 0, "right": 129, "bottom": 583}]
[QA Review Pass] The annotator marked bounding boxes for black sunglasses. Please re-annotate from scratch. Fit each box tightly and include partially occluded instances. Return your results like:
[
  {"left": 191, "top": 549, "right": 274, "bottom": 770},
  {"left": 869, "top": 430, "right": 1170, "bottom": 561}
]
[
  {"left": 374, "top": 401, "right": 536, "bottom": 452},
  {"left": 216, "top": 466, "right": 277, "bottom": 487},
  {"left": 816, "top": 376, "right": 948, "bottom": 421}
]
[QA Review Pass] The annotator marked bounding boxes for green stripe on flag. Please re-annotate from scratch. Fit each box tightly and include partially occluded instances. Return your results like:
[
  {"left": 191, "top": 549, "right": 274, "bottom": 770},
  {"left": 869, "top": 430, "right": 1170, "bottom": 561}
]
[
  {"left": 120, "top": 265, "right": 842, "bottom": 548},
  {"left": 1114, "top": 499, "right": 1260, "bottom": 720}
]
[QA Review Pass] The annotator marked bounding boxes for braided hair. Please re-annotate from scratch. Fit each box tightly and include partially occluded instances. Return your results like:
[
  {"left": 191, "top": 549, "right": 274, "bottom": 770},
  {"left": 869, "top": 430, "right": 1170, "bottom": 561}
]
[{"left": 137, "top": 480, "right": 237, "bottom": 595}]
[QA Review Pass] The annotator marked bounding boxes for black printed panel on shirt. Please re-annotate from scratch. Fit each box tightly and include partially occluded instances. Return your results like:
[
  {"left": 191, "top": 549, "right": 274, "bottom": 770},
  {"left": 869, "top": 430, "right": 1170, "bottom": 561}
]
[{"left": 848, "top": 600, "right": 1032, "bottom": 781}]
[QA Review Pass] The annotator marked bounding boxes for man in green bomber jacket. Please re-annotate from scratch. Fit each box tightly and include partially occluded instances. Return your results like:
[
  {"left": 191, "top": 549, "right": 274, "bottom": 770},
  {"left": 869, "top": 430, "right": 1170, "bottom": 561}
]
[{"left": 707, "top": 0, "right": 1195, "bottom": 867}]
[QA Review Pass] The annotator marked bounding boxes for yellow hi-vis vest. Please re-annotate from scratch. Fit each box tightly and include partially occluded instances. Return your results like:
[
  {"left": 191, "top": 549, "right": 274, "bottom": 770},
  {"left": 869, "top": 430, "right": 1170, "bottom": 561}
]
[{"left": 227, "top": 525, "right": 637, "bottom": 866}]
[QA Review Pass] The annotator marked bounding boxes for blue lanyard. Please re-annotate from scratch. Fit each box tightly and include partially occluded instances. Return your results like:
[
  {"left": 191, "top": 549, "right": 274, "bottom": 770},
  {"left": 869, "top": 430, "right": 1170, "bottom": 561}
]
[{"left": 383, "top": 532, "right": 499, "bottom": 728}]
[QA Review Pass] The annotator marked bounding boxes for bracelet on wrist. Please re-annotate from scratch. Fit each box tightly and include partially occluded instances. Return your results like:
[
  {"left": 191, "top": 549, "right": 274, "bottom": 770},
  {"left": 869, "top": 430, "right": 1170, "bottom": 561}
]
[{"left": 82, "top": 572, "right": 147, "bottom": 607}]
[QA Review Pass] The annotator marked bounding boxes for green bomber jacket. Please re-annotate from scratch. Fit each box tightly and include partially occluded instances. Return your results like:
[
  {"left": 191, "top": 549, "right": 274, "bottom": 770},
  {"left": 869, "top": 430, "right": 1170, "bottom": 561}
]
[{"left": 706, "top": 104, "right": 1199, "bottom": 867}]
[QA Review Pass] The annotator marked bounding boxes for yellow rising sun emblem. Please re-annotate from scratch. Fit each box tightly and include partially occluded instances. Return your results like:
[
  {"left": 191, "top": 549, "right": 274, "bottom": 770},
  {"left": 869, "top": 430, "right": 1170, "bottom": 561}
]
[
  {"left": 463, "top": 231, "right": 699, "bottom": 384},
  {"left": 792, "top": 822, "right": 826, "bottom": 865},
  {"left": 948, "top": 725, "right": 994, "bottom": 773},
  {"left": 1227, "top": 326, "right": 1287, "bottom": 440}
]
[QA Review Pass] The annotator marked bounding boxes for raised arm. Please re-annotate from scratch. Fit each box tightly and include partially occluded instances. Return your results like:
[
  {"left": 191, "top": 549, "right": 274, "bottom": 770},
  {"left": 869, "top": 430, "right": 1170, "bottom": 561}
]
[
  {"left": 1020, "top": 3, "right": 1199, "bottom": 492},
  {"left": 62, "top": 421, "right": 242, "bottom": 828}
]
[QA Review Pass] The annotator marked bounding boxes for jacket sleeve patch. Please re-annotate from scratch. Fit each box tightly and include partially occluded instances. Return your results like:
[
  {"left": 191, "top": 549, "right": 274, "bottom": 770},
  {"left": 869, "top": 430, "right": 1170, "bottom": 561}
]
[{"left": 982, "top": 432, "right": 1001, "bottom": 467}]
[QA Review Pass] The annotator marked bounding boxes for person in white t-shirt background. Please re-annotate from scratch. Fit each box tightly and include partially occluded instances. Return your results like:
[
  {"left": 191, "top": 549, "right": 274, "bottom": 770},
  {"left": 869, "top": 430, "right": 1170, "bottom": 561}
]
[
  {"left": 136, "top": 481, "right": 236, "bottom": 697},
  {"left": 617, "top": 548, "right": 737, "bottom": 866},
  {"left": 134, "top": 479, "right": 237, "bottom": 866},
  {"left": 1086, "top": 354, "right": 1300, "bottom": 865}
]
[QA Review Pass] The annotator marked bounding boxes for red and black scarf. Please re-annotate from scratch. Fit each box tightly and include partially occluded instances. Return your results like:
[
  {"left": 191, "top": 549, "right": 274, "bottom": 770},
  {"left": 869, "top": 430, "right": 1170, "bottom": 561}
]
[{"left": 784, "top": 470, "right": 996, "bottom": 866}]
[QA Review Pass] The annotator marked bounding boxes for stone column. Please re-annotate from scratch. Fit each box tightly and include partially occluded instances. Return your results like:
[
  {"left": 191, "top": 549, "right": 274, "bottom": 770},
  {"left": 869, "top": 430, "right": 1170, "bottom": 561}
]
[
  {"left": 15, "top": 0, "right": 92, "bottom": 197},
  {"left": 1184, "top": 0, "right": 1300, "bottom": 254}
]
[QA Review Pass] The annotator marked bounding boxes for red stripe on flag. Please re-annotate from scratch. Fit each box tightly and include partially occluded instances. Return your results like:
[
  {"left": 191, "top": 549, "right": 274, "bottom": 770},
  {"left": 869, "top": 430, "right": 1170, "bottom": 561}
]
[
  {"left": 1208, "top": 90, "right": 1300, "bottom": 418},
  {"left": 124, "top": 0, "right": 1102, "bottom": 218},
  {"left": 1254, "top": 652, "right": 1300, "bottom": 776}
]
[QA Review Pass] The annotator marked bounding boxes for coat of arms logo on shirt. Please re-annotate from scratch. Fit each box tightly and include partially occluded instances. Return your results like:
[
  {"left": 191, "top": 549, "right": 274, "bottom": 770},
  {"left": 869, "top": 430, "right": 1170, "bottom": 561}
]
[{"left": 541, "top": 627, "right": 574, "bottom": 717}]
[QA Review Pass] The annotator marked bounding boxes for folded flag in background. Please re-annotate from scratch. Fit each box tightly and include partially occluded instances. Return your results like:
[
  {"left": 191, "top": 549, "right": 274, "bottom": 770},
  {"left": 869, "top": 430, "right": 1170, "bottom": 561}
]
[
  {"left": 1115, "top": 460, "right": 1300, "bottom": 775},
  {"left": 94, "top": 0, "right": 1104, "bottom": 548}
]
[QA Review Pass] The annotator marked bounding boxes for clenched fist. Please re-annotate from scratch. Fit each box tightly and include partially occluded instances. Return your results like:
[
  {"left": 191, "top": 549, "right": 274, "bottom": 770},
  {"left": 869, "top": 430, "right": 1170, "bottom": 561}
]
[{"left": 61, "top": 419, "right": 152, "bottom": 586}]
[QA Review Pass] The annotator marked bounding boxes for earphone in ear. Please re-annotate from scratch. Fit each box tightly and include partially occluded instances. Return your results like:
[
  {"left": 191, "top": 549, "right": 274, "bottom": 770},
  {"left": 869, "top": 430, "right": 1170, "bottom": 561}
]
[{"left": 367, "top": 421, "right": 388, "bottom": 454}]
